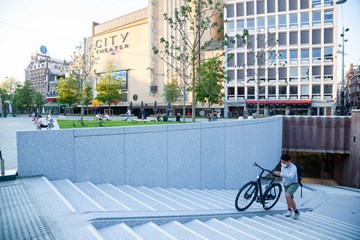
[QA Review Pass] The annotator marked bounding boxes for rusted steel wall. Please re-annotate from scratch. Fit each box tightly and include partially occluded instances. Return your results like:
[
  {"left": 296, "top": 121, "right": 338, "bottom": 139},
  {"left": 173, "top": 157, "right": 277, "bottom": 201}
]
[
  {"left": 282, "top": 116, "right": 351, "bottom": 153},
  {"left": 349, "top": 110, "right": 360, "bottom": 188}
]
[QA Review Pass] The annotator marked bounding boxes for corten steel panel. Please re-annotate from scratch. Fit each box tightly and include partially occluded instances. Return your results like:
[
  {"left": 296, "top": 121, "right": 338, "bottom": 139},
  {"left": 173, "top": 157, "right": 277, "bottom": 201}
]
[
  {"left": 350, "top": 110, "right": 360, "bottom": 188},
  {"left": 282, "top": 116, "right": 351, "bottom": 153}
]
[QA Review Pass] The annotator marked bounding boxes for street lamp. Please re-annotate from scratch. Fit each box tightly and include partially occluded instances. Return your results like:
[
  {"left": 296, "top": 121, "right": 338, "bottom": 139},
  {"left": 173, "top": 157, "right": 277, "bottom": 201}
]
[{"left": 336, "top": 0, "right": 348, "bottom": 115}]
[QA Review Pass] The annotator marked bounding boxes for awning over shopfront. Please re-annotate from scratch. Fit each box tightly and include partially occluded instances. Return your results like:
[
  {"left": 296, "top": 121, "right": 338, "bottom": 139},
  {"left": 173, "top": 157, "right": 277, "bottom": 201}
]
[{"left": 246, "top": 100, "right": 312, "bottom": 105}]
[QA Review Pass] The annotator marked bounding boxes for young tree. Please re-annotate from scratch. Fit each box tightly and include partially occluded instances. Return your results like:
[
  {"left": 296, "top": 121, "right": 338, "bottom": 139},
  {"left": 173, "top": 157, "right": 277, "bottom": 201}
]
[
  {"left": 196, "top": 58, "right": 225, "bottom": 109},
  {"left": 33, "top": 91, "right": 45, "bottom": 111},
  {"left": 95, "top": 61, "right": 124, "bottom": 113},
  {"left": 152, "top": 0, "right": 232, "bottom": 122},
  {"left": 162, "top": 78, "right": 181, "bottom": 114},
  {"left": 65, "top": 39, "right": 96, "bottom": 122},
  {"left": 12, "top": 80, "right": 36, "bottom": 113},
  {"left": 83, "top": 83, "right": 93, "bottom": 114},
  {"left": 56, "top": 76, "right": 81, "bottom": 106}
]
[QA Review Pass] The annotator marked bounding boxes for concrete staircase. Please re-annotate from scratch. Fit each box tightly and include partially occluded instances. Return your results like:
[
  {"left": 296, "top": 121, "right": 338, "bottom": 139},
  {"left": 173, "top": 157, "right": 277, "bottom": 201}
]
[{"left": 22, "top": 177, "right": 360, "bottom": 240}]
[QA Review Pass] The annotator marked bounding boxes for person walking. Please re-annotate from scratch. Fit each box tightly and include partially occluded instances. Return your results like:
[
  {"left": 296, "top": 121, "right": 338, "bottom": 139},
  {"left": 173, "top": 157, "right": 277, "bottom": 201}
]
[{"left": 273, "top": 154, "right": 300, "bottom": 220}]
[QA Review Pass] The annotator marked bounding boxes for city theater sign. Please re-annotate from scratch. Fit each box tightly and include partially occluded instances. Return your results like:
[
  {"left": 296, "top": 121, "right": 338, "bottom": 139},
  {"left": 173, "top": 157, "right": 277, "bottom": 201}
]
[{"left": 94, "top": 32, "right": 129, "bottom": 54}]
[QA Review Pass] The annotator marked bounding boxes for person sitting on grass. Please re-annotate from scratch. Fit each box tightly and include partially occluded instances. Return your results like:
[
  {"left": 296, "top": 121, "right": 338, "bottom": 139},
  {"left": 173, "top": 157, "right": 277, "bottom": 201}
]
[
  {"left": 36, "top": 115, "right": 48, "bottom": 129},
  {"left": 104, "top": 114, "right": 110, "bottom": 121},
  {"left": 94, "top": 114, "right": 102, "bottom": 121}
]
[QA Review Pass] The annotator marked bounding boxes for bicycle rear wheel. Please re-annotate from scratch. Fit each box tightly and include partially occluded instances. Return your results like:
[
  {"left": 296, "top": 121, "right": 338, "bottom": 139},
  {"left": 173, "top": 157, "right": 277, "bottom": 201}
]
[
  {"left": 235, "top": 181, "right": 258, "bottom": 211},
  {"left": 262, "top": 183, "right": 282, "bottom": 210}
]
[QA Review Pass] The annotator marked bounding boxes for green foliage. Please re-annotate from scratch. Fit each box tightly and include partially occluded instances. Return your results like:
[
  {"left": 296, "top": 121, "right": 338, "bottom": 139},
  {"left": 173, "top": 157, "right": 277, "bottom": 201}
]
[
  {"left": 95, "top": 61, "right": 124, "bottom": 110},
  {"left": 83, "top": 83, "right": 93, "bottom": 106},
  {"left": 56, "top": 75, "right": 81, "bottom": 105},
  {"left": 33, "top": 91, "right": 45, "bottom": 109},
  {"left": 12, "top": 80, "right": 35, "bottom": 113},
  {"left": 195, "top": 58, "right": 225, "bottom": 108},
  {"left": 162, "top": 79, "right": 181, "bottom": 104}
]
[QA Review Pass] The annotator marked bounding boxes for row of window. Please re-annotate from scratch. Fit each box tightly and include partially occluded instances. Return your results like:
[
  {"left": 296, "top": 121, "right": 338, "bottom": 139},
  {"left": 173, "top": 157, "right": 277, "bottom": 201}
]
[
  {"left": 227, "top": 48, "right": 333, "bottom": 67},
  {"left": 226, "top": 0, "right": 333, "bottom": 18},
  {"left": 227, "top": 65, "right": 334, "bottom": 83},
  {"left": 227, "top": 11, "right": 333, "bottom": 34},
  {"left": 227, "top": 84, "right": 333, "bottom": 100}
]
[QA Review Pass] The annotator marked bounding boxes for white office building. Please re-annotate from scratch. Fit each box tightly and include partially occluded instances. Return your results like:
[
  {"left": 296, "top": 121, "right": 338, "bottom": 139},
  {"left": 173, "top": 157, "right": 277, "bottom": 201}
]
[{"left": 224, "top": 0, "right": 337, "bottom": 116}]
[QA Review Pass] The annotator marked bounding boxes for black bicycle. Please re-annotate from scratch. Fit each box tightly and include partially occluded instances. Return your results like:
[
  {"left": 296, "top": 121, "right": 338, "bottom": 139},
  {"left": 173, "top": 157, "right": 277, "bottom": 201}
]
[{"left": 235, "top": 162, "right": 282, "bottom": 211}]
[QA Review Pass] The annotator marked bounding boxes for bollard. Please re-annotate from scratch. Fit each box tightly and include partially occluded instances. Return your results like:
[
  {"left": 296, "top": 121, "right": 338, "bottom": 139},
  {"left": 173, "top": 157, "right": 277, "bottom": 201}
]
[{"left": 0, "top": 151, "right": 5, "bottom": 175}]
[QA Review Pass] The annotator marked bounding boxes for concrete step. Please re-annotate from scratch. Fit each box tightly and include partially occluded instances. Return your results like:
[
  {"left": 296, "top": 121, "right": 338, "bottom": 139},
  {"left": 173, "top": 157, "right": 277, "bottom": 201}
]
[
  {"left": 22, "top": 177, "right": 76, "bottom": 217},
  {"left": 160, "top": 220, "right": 208, "bottom": 240},
  {"left": 133, "top": 222, "right": 177, "bottom": 240},
  {"left": 222, "top": 217, "right": 280, "bottom": 239},
  {"left": 184, "top": 219, "right": 239, "bottom": 240},
  {"left": 75, "top": 182, "right": 132, "bottom": 211},
  {"left": 204, "top": 218, "right": 260, "bottom": 240},
  {"left": 52, "top": 179, "right": 105, "bottom": 212},
  {"left": 63, "top": 224, "right": 105, "bottom": 240},
  {"left": 180, "top": 188, "right": 231, "bottom": 208},
  {"left": 98, "top": 223, "right": 143, "bottom": 240},
  {"left": 96, "top": 183, "right": 155, "bottom": 211}
]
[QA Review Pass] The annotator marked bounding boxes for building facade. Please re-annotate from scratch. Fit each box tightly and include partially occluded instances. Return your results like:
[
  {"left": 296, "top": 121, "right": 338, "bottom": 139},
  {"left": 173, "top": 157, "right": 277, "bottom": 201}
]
[
  {"left": 224, "top": 0, "right": 338, "bottom": 117},
  {"left": 347, "top": 64, "right": 360, "bottom": 111}
]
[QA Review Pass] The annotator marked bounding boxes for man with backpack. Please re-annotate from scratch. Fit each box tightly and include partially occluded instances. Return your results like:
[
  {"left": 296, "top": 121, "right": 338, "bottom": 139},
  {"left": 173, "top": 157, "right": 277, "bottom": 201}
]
[{"left": 273, "top": 154, "right": 301, "bottom": 220}]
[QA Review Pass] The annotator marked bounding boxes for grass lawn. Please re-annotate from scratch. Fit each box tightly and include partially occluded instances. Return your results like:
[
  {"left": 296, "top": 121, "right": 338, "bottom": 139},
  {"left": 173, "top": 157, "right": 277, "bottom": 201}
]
[{"left": 57, "top": 119, "right": 180, "bottom": 129}]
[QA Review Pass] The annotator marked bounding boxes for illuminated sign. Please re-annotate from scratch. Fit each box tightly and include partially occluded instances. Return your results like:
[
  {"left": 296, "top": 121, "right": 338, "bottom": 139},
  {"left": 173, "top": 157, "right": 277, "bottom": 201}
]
[{"left": 95, "top": 32, "right": 130, "bottom": 54}]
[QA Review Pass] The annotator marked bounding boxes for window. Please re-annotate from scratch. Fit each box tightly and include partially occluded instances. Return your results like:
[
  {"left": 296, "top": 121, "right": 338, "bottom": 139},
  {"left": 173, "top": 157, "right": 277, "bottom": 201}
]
[
  {"left": 257, "top": 17, "right": 265, "bottom": 31},
  {"left": 324, "top": 84, "right": 333, "bottom": 99},
  {"left": 278, "top": 0, "right": 287, "bottom": 12},
  {"left": 290, "top": 13, "right": 298, "bottom": 28},
  {"left": 257, "top": 0, "right": 265, "bottom": 14},
  {"left": 247, "top": 86, "right": 255, "bottom": 100},
  {"left": 312, "top": 11, "right": 321, "bottom": 27},
  {"left": 279, "top": 50, "right": 287, "bottom": 65},
  {"left": 312, "top": 66, "right": 321, "bottom": 82},
  {"left": 312, "top": 29, "right": 321, "bottom": 45},
  {"left": 268, "top": 86, "right": 276, "bottom": 99},
  {"left": 279, "top": 86, "right": 287, "bottom": 99},
  {"left": 301, "top": 49, "right": 309, "bottom": 63},
  {"left": 247, "top": 52, "right": 255, "bottom": 66},
  {"left": 247, "top": 19, "right": 255, "bottom": 32},
  {"left": 301, "top": 85, "right": 309, "bottom": 99},
  {"left": 236, "top": 2, "right": 244, "bottom": 17},
  {"left": 324, "top": 0, "right": 334, "bottom": 7},
  {"left": 268, "top": 16, "right": 276, "bottom": 30},
  {"left": 290, "top": 85, "right": 298, "bottom": 98},
  {"left": 227, "top": 70, "right": 235, "bottom": 81},
  {"left": 290, "top": 31, "right": 298, "bottom": 45},
  {"left": 227, "top": 37, "right": 235, "bottom": 49},
  {"left": 268, "top": 51, "right": 276, "bottom": 65},
  {"left": 279, "top": 67, "right": 287, "bottom": 83},
  {"left": 301, "top": 30, "right": 309, "bottom": 44},
  {"left": 236, "top": 20, "right": 245, "bottom": 32},
  {"left": 312, "top": 48, "right": 321, "bottom": 63},
  {"left": 324, "top": 28, "right": 333, "bottom": 44},
  {"left": 237, "top": 86, "right": 245, "bottom": 98},
  {"left": 324, "top": 65, "right": 333, "bottom": 82},
  {"left": 259, "top": 86, "right": 266, "bottom": 99},
  {"left": 268, "top": 68, "right": 276, "bottom": 83},
  {"left": 227, "top": 21, "right": 235, "bottom": 34},
  {"left": 278, "top": 15, "right": 287, "bottom": 29},
  {"left": 278, "top": 32, "right": 287, "bottom": 46},
  {"left": 267, "top": 0, "right": 275, "bottom": 13},
  {"left": 301, "top": 67, "right": 309, "bottom": 82},
  {"left": 289, "top": 0, "right": 298, "bottom": 10},
  {"left": 324, "top": 47, "right": 333, "bottom": 62},
  {"left": 324, "top": 11, "right": 333, "bottom": 25},
  {"left": 237, "top": 35, "right": 245, "bottom": 48},
  {"left": 267, "top": 33, "right": 276, "bottom": 46},
  {"left": 301, "top": 12, "right": 309, "bottom": 27},
  {"left": 312, "top": 0, "right": 321, "bottom": 8},
  {"left": 290, "top": 50, "right": 298, "bottom": 64},
  {"left": 301, "top": 0, "right": 309, "bottom": 9},
  {"left": 257, "top": 51, "right": 265, "bottom": 65},
  {"left": 237, "top": 53, "right": 245, "bottom": 67},
  {"left": 257, "top": 34, "right": 265, "bottom": 48},
  {"left": 247, "top": 69, "right": 255, "bottom": 82},
  {"left": 290, "top": 67, "right": 298, "bottom": 82},
  {"left": 227, "top": 54, "right": 235, "bottom": 67},
  {"left": 247, "top": 35, "right": 255, "bottom": 48},
  {"left": 227, "top": 4, "right": 234, "bottom": 18},
  {"left": 312, "top": 85, "right": 321, "bottom": 99},
  {"left": 246, "top": 1, "right": 254, "bottom": 16},
  {"left": 237, "top": 69, "right": 245, "bottom": 83},
  {"left": 228, "top": 87, "right": 235, "bottom": 99}
]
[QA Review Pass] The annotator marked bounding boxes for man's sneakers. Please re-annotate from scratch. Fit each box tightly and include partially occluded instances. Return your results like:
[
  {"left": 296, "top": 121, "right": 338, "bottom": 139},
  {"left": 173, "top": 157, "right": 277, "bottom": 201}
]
[
  {"left": 292, "top": 211, "right": 300, "bottom": 220},
  {"left": 284, "top": 209, "right": 300, "bottom": 219},
  {"left": 284, "top": 210, "right": 292, "bottom": 217}
]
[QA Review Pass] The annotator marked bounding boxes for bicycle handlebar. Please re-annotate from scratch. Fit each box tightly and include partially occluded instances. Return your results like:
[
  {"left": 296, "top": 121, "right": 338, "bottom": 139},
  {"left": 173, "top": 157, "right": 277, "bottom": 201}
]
[{"left": 253, "top": 162, "right": 280, "bottom": 177}]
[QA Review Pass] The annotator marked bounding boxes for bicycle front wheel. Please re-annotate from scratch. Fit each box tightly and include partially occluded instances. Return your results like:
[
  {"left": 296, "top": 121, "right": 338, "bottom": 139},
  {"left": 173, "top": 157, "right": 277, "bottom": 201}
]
[
  {"left": 262, "top": 183, "right": 282, "bottom": 210},
  {"left": 235, "top": 181, "right": 258, "bottom": 211}
]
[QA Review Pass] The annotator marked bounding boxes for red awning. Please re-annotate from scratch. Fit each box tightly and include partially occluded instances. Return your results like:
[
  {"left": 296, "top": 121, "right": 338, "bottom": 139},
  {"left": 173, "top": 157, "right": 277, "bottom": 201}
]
[{"left": 246, "top": 100, "right": 312, "bottom": 105}]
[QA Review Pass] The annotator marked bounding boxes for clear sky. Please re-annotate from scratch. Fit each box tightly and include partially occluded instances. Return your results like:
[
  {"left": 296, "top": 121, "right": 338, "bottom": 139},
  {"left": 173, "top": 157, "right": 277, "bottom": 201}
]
[
  {"left": 0, "top": 0, "right": 148, "bottom": 82},
  {"left": 0, "top": 0, "right": 359, "bottom": 83}
]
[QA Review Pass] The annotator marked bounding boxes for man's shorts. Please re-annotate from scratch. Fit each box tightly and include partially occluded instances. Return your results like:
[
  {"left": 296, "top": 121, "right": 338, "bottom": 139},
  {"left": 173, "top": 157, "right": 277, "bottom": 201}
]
[{"left": 284, "top": 183, "right": 300, "bottom": 198}]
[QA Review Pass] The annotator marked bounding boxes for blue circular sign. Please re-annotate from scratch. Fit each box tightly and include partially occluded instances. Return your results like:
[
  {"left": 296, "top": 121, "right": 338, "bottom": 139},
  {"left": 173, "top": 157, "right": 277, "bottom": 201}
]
[{"left": 40, "top": 45, "right": 47, "bottom": 54}]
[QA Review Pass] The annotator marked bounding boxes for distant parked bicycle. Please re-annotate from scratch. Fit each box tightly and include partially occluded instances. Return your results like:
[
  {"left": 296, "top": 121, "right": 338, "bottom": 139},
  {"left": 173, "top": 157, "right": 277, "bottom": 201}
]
[{"left": 235, "top": 162, "right": 282, "bottom": 211}]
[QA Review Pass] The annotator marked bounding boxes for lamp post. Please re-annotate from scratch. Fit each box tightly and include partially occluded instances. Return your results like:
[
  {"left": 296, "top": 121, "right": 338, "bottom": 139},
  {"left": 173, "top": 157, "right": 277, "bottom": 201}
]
[{"left": 336, "top": 0, "right": 348, "bottom": 115}]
